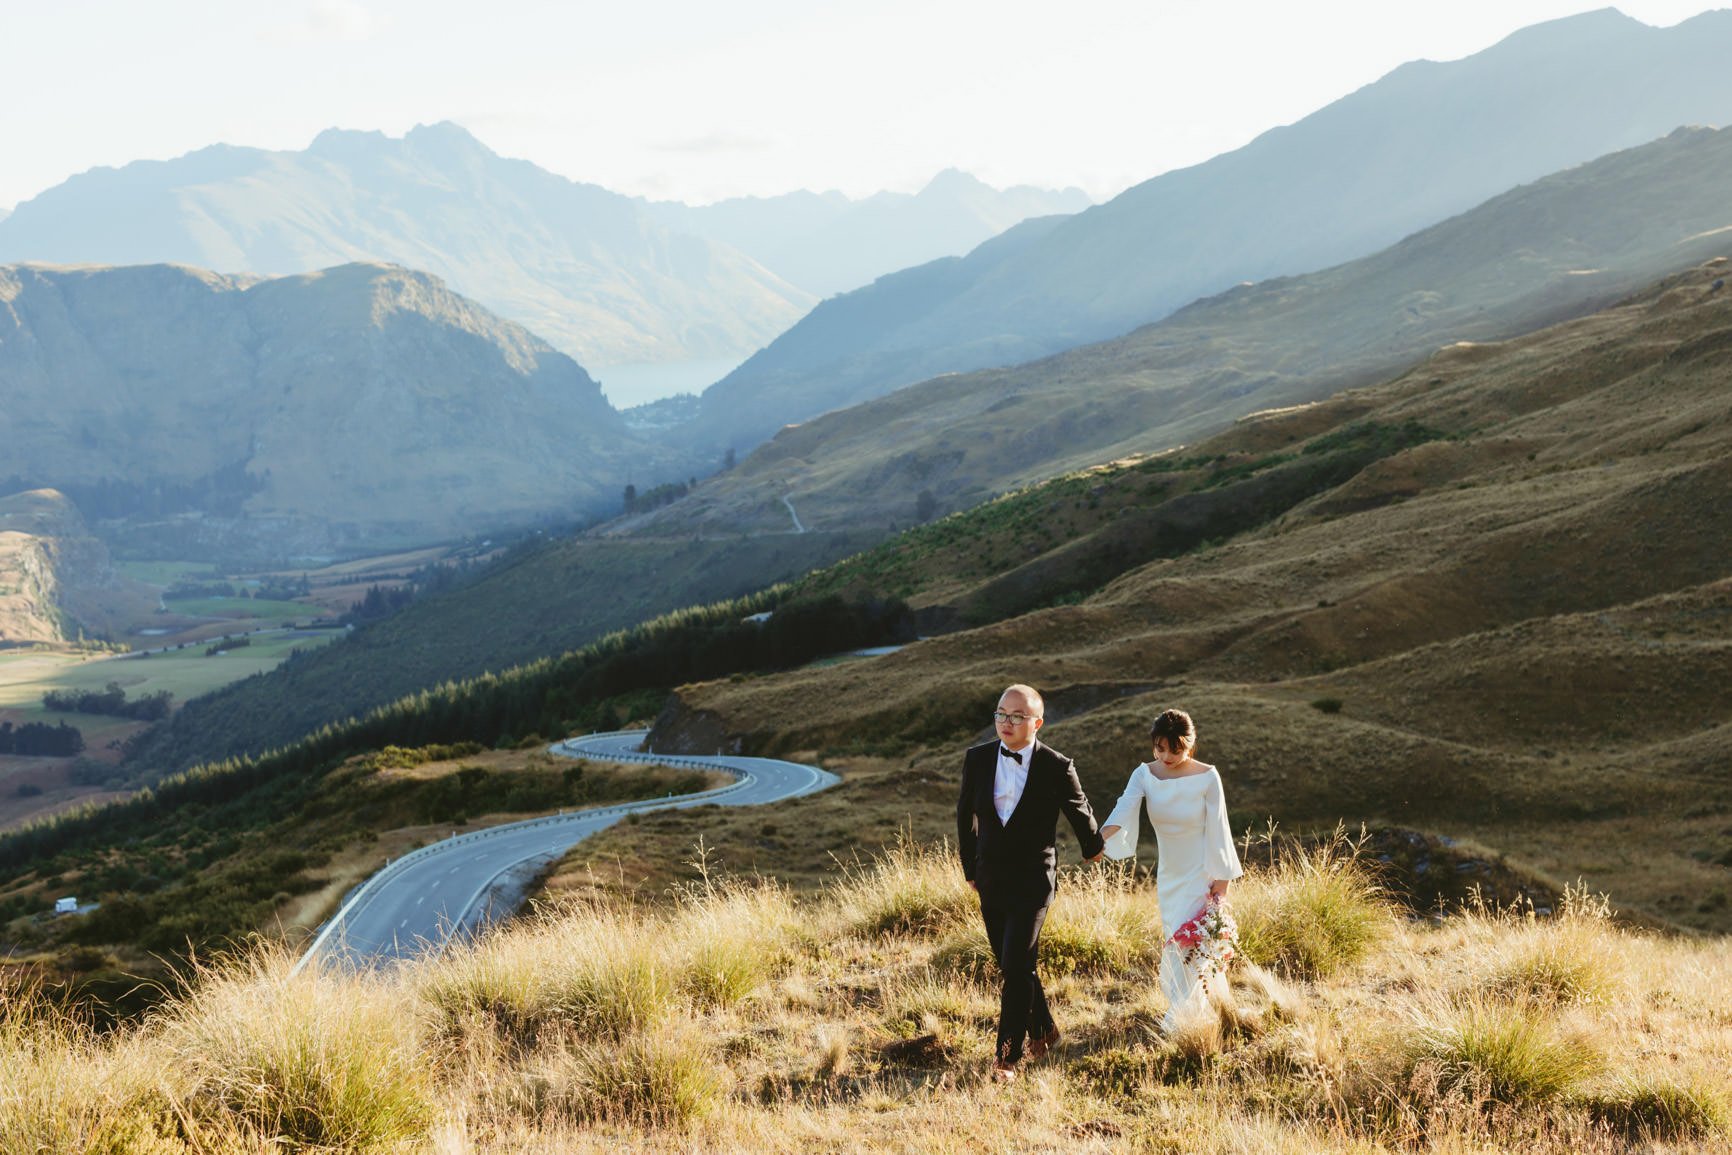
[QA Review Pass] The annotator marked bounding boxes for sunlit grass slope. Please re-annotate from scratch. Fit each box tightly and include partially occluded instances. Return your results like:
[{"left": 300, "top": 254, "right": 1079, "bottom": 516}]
[{"left": 3, "top": 838, "right": 1726, "bottom": 1152}]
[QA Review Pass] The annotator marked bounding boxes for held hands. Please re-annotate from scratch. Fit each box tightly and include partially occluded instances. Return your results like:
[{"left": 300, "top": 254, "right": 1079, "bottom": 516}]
[{"left": 1094, "top": 820, "right": 1122, "bottom": 858}]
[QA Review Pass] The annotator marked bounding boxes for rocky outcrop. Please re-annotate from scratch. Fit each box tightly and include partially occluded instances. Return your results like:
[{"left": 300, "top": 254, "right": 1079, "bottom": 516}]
[
  {"left": 0, "top": 489, "right": 110, "bottom": 647},
  {"left": 645, "top": 694, "right": 740, "bottom": 756}
]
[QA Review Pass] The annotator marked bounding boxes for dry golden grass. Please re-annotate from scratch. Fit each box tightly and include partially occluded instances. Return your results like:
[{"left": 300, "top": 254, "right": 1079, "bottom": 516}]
[{"left": 3, "top": 838, "right": 1727, "bottom": 1152}]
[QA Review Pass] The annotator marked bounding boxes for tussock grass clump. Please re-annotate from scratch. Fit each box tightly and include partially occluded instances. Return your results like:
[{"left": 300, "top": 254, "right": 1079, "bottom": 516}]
[
  {"left": 419, "top": 904, "right": 673, "bottom": 1043},
  {"left": 1040, "top": 864, "right": 1164, "bottom": 977},
  {"left": 1483, "top": 885, "right": 1625, "bottom": 1006},
  {"left": 1583, "top": 1072, "right": 1729, "bottom": 1142},
  {"left": 158, "top": 947, "right": 434, "bottom": 1152},
  {"left": 1404, "top": 995, "right": 1602, "bottom": 1105},
  {"left": 1232, "top": 826, "right": 1394, "bottom": 979},
  {"left": 879, "top": 969, "right": 978, "bottom": 1041},
  {"left": 830, "top": 833, "right": 976, "bottom": 938},
  {"left": 424, "top": 876, "right": 793, "bottom": 1049},
  {"left": 0, "top": 991, "right": 180, "bottom": 1155},
  {"left": 668, "top": 876, "right": 801, "bottom": 1009},
  {"left": 509, "top": 1022, "right": 727, "bottom": 1130},
  {"left": 929, "top": 924, "right": 995, "bottom": 980}
]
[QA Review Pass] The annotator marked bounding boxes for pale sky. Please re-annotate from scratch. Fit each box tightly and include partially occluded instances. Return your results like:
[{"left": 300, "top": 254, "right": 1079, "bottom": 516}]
[{"left": 1, "top": 1, "right": 1722, "bottom": 211}]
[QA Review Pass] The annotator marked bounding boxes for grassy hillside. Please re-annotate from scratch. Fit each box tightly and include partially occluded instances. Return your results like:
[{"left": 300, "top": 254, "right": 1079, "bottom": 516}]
[
  {"left": 670, "top": 125, "right": 1732, "bottom": 534},
  {"left": 0, "top": 586, "right": 910, "bottom": 987},
  {"left": 4, "top": 838, "right": 1727, "bottom": 1152},
  {"left": 642, "top": 258, "right": 1732, "bottom": 935}
]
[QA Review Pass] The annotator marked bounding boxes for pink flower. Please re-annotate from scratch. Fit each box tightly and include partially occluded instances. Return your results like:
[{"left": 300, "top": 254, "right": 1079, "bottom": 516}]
[{"left": 1167, "top": 895, "right": 1239, "bottom": 982}]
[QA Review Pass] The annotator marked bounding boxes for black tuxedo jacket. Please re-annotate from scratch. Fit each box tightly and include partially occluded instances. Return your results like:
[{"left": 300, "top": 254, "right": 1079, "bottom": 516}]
[{"left": 957, "top": 738, "right": 1104, "bottom": 905}]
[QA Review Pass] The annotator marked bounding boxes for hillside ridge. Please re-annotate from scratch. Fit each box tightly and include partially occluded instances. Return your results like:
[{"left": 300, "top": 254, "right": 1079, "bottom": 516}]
[{"left": 696, "top": 9, "right": 1732, "bottom": 452}]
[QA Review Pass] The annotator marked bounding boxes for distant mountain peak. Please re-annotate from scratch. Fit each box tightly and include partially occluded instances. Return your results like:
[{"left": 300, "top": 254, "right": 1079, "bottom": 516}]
[
  {"left": 920, "top": 168, "right": 992, "bottom": 195},
  {"left": 403, "top": 120, "right": 493, "bottom": 156},
  {"left": 307, "top": 126, "right": 392, "bottom": 154},
  {"left": 307, "top": 121, "right": 493, "bottom": 161},
  {"left": 1487, "top": 5, "right": 1644, "bottom": 48}
]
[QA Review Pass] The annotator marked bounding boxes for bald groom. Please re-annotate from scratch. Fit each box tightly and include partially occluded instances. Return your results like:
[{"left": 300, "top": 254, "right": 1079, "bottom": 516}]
[{"left": 956, "top": 683, "right": 1103, "bottom": 1082}]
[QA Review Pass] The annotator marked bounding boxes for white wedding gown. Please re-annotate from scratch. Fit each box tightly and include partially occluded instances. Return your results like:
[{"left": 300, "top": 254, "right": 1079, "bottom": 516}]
[{"left": 1102, "top": 762, "right": 1244, "bottom": 1030}]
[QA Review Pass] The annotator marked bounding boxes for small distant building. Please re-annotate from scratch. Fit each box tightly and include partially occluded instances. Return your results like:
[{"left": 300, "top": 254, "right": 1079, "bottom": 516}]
[
  {"left": 742, "top": 611, "right": 773, "bottom": 625},
  {"left": 54, "top": 896, "right": 78, "bottom": 914}
]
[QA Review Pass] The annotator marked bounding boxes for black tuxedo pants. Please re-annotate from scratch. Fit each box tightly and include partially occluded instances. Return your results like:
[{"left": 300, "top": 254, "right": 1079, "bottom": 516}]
[{"left": 979, "top": 892, "right": 1054, "bottom": 1064}]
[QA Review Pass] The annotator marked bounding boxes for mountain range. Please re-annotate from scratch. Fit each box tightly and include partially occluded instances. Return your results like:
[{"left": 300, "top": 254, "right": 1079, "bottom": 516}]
[
  {"left": 0, "top": 123, "right": 807, "bottom": 371},
  {"left": 658, "top": 122, "right": 1732, "bottom": 533},
  {"left": 0, "top": 262, "right": 663, "bottom": 552},
  {"left": 645, "top": 170, "right": 1091, "bottom": 298},
  {"left": 696, "top": 8, "right": 1732, "bottom": 453},
  {"left": 0, "top": 125, "right": 1086, "bottom": 378},
  {"left": 124, "top": 99, "right": 1732, "bottom": 776}
]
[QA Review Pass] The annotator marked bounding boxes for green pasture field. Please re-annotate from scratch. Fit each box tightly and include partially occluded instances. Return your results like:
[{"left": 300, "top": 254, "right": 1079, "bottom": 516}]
[
  {"left": 0, "top": 629, "right": 343, "bottom": 741},
  {"left": 114, "top": 560, "right": 222, "bottom": 586},
  {"left": 161, "top": 596, "right": 310, "bottom": 622}
]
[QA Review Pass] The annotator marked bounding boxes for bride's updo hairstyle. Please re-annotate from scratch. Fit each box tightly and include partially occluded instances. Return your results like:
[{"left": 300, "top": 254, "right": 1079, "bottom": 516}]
[{"left": 1150, "top": 709, "right": 1197, "bottom": 755}]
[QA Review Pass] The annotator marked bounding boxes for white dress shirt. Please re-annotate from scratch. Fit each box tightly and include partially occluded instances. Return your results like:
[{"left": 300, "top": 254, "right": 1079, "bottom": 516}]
[{"left": 993, "top": 743, "right": 1031, "bottom": 823}]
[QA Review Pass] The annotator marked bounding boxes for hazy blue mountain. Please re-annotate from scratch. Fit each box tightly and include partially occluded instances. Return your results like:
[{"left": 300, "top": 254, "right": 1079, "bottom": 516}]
[
  {"left": 0, "top": 262, "right": 675, "bottom": 554},
  {"left": 647, "top": 171, "right": 1091, "bottom": 297},
  {"left": 670, "top": 123, "right": 1732, "bottom": 533},
  {"left": 0, "top": 123, "right": 813, "bottom": 370},
  {"left": 698, "top": 8, "right": 1732, "bottom": 452}
]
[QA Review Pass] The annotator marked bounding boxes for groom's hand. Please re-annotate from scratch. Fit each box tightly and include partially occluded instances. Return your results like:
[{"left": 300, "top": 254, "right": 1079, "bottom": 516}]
[{"left": 1086, "top": 852, "right": 1103, "bottom": 862}]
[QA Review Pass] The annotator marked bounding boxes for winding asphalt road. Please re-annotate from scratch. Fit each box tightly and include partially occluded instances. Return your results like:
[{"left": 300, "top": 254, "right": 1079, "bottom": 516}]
[{"left": 295, "top": 731, "right": 837, "bottom": 971}]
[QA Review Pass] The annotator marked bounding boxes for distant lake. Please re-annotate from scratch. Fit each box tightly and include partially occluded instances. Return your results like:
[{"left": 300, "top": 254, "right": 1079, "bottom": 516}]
[{"left": 593, "top": 357, "right": 745, "bottom": 408}]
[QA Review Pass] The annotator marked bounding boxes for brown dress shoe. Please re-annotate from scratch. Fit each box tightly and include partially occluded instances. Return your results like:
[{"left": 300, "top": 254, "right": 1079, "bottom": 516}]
[
  {"left": 1028, "top": 1027, "right": 1060, "bottom": 1060},
  {"left": 991, "top": 1060, "right": 1019, "bottom": 1083}
]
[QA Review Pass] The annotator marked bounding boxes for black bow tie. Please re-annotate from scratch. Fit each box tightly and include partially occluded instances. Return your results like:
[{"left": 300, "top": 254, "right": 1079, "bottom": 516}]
[{"left": 1000, "top": 746, "right": 1023, "bottom": 764}]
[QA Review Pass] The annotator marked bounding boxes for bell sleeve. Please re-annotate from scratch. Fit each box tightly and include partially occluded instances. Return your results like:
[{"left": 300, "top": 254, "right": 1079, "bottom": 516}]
[
  {"left": 1100, "top": 764, "right": 1148, "bottom": 861},
  {"left": 1203, "top": 769, "right": 1244, "bottom": 883}
]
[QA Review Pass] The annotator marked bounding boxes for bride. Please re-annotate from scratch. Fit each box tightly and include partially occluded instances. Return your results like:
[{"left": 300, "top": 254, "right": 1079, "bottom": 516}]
[{"left": 1099, "top": 708, "right": 1243, "bottom": 1031}]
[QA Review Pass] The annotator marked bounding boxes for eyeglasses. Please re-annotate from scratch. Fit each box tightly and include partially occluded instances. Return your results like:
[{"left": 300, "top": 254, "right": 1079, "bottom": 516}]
[{"left": 993, "top": 711, "right": 1039, "bottom": 725}]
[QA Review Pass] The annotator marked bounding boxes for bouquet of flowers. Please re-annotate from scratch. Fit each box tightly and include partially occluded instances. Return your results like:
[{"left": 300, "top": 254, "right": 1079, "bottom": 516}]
[{"left": 1168, "top": 894, "right": 1238, "bottom": 983}]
